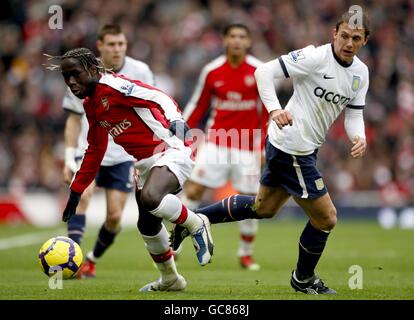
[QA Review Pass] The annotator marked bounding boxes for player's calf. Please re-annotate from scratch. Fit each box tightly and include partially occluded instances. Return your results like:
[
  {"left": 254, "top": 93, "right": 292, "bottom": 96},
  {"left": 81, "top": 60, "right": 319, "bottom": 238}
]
[{"left": 196, "top": 195, "right": 263, "bottom": 223}]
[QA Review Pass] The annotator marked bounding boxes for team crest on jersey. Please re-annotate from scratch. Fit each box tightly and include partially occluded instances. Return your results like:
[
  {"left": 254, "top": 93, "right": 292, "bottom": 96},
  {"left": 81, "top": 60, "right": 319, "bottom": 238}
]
[
  {"left": 244, "top": 75, "right": 255, "bottom": 87},
  {"left": 352, "top": 76, "right": 361, "bottom": 92},
  {"left": 214, "top": 81, "right": 225, "bottom": 87},
  {"left": 315, "top": 178, "right": 325, "bottom": 191},
  {"left": 101, "top": 96, "right": 109, "bottom": 110},
  {"left": 289, "top": 50, "right": 305, "bottom": 63}
]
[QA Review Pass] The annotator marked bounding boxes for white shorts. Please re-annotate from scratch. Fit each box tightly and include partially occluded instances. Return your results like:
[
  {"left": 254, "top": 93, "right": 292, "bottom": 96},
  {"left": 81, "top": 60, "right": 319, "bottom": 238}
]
[
  {"left": 134, "top": 147, "right": 194, "bottom": 190},
  {"left": 190, "top": 142, "right": 261, "bottom": 194}
]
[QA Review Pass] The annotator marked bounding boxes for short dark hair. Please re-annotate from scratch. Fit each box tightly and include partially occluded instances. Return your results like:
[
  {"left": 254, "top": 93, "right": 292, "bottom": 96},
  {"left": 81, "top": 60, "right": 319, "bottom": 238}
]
[
  {"left": 223, "top": 23, "right": 250, "bottom": 36},
  {"left": 98, "top": 24, "right": 123, "bottom": 41},
  {"left": 336, "top": 11, "right": 371, "bottom": 39}
]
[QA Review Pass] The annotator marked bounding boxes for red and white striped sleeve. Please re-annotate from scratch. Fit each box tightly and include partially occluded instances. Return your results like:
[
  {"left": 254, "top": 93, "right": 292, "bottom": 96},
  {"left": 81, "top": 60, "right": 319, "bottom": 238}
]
[
  {"left": 182, "top": 56, "right": 226, "bottom": 129},
  {"left": 100, "top": 74, "right": 183, "bottom": 122},
  {"left": 182, "top": 66, "right": 213, "bottom": 129}
]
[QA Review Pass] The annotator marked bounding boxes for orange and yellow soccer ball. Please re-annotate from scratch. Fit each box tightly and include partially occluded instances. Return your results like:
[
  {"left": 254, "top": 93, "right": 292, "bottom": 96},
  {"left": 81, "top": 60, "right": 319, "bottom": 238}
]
[{"left": 38, "top": 236, "right": 83, "bottom": 279}]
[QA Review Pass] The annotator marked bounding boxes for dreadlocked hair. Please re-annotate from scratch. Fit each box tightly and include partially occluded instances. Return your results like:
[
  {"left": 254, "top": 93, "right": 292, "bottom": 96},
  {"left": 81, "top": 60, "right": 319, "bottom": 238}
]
[{"left": 43, "top": 48, "right": 107, "bottom": 75}]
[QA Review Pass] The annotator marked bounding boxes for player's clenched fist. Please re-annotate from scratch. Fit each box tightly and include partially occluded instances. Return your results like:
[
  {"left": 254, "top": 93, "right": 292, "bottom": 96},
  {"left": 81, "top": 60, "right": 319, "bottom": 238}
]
[{"left": 270, "top": 109, "right": 293, "bottom": 129}]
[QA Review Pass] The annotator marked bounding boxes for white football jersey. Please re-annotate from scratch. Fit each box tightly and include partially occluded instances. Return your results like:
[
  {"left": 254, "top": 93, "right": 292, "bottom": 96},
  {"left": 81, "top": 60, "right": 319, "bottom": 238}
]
[
  {"left": 62, "top": 56, "right": 155, "bottom": 166},
  {"left": 267, "top": 43, "right": 369, "bottom": 155}
]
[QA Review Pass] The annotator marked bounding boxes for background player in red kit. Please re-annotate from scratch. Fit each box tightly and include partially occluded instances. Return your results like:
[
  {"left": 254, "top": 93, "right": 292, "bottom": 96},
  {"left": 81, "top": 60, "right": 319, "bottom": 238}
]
[
  {"left": 172, "top": 24, "right": 268, "bottom": 270},
  {"left": 48, "top": 48, "right": 214, "bottom": 292}
]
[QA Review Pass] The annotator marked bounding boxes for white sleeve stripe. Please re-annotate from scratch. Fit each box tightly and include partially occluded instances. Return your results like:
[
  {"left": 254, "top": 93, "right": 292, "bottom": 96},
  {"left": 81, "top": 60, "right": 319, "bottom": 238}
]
[
  {"left": 182, "top": 74, "right": 206, "bottom": 121},
  {"left": 128, "top": 85, "right": 181, "bottom": 121},
  {"left": 278, "top": 57, "right": 290, "bottom": 78},
  {"left": 183, "top": 56, "right": 226, "bottom": 121},
  {"left": 100, "top": 74, "right": 181, "bottom": 121},
  {"left": 133, "top": 108, "right": 184, "bottom": 149}
]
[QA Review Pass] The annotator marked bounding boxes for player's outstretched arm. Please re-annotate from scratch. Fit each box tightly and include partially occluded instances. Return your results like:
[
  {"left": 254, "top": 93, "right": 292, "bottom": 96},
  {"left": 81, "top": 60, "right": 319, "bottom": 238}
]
[
  {"left": 62, "top": 122, "right": 107, "bottom": 222},
  {"left": 254, "top": 60, "right": 284, "bottom": 114},
  {"left": 344, "top": 107, "right": 366, "bottom": 158},
  {"left": 182, "top": 65, "right": 213, "bottom": 129}
]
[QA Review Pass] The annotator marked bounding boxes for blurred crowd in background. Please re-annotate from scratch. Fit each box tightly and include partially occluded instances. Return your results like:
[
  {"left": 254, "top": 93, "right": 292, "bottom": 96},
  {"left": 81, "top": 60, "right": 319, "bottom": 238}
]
[{"left": 0, "top": 0, "right": 413, "bottom": 207}]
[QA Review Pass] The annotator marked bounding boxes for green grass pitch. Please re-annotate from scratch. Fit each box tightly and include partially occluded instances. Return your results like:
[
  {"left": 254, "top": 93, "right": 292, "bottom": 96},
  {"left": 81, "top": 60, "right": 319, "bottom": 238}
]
[{"left": 0, "top": 218, "right": 413, "bottom": 300}]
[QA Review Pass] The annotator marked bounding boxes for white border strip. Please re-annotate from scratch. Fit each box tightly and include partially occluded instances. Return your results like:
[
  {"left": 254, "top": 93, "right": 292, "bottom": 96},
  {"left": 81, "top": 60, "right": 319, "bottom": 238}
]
[{"left": 292, "top": 155, "right": 309, "bottom": 199}]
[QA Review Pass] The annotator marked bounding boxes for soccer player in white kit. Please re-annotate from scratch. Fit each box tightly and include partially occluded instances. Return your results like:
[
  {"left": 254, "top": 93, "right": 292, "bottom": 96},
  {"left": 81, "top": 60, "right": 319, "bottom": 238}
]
[
  {"left": 62, "top": 24, "right": 155, "bottom": 278},
  {"left": 172, "top": 23, "right": 267, "bottom": 270},
  {"left": 171, "top": 11, "right": 370, "bottom": 294}
]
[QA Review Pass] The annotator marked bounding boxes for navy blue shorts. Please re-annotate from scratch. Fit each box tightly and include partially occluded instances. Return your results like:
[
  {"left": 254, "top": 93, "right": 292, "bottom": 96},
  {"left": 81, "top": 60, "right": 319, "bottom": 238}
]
[
  {"left": 76, "top": 158, "right": 135, "bottom": 193},
  {"left": 95, "top": 161, "right": 134, "bottom": 192},
  {"left": 260, "top": 139, "right": 327, "bottom": 199}
]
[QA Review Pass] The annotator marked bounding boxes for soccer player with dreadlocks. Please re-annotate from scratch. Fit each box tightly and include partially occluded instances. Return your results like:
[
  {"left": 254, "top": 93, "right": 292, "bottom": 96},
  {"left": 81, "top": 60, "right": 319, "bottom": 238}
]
[
  {"left": 46, "top": 47, "right": 214, "bottom": 292},
  {"left": 62, "top": 24, "right": 155, "bottom": 279}
]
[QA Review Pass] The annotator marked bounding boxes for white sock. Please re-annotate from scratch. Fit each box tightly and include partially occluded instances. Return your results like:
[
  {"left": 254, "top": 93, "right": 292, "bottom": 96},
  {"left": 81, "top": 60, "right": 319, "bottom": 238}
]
[
  {"left": 149, "top": 194, "right": 202, "bottom": 233},
  {"left": 86, "top": 251, "right": 97, "bottom": 263},
  {"left": 181, "top": 194, "right": 200, "bottom": 211},
  {"left": 155, "top": 257, "right": 179, "bottom": 283},
  {"left": 237, "top": 219, "right": 258, "bottom": 257},
  {"left": 141, "top": 224, "right": 170, "bottom": 254},
  {"left": 141, "top": 224, "right": 179, "bottom": 283}
]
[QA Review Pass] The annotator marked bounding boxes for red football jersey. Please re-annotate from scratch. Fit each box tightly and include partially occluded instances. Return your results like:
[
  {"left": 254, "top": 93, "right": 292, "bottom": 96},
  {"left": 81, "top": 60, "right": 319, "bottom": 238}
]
[
  {"left": 183, "top": 55, "right": 268, "bottom": 151},
  {"left": 70, "top": 73, "right": 186, "bottom": 194}
]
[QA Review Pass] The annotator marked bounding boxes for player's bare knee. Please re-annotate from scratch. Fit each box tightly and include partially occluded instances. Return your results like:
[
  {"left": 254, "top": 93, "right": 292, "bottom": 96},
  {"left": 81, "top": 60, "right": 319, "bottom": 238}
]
[
  {"left": 254, "top": 202, "right": 277, "bottom": 219},
  {"left": 316, "top": 208, "right": 337, "bottom": 231},
  {"left": 140, "top": 188, "right": 164, "bottom": 211},
  {"left": 325, "top": 213, "right": 337, "bottom": 231},
  {"left": 105, "top": 212, "right": 122, "bottom": 231},
  {"left": 255, "top": 209, "right": 275, "bottom": 219},
  {"left": 327, "top": 207, "right": 337, "bottom": 229}
]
